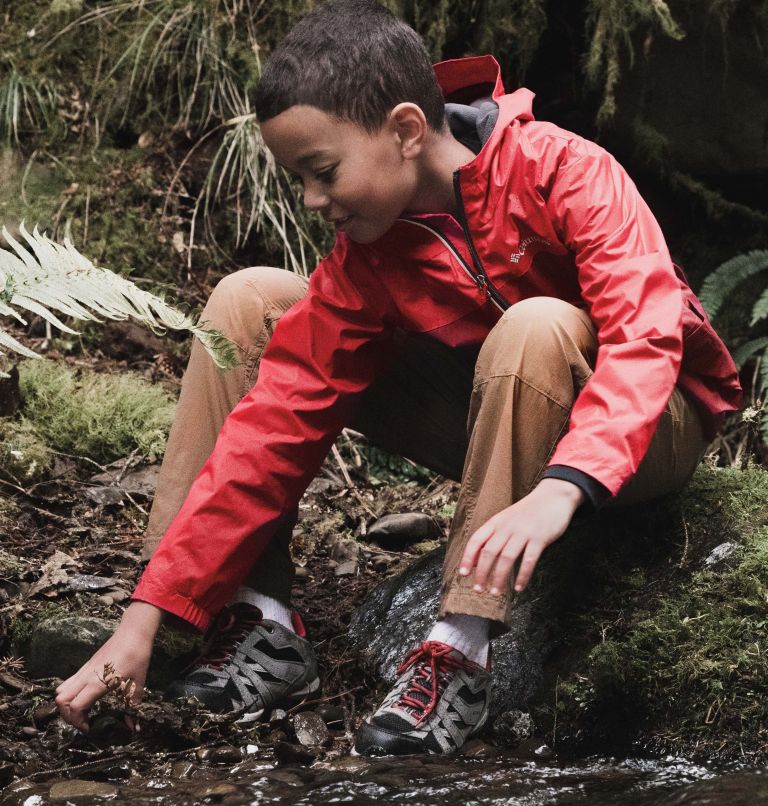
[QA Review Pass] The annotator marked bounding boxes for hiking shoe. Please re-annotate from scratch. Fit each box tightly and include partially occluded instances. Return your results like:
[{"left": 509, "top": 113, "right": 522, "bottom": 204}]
[
  {"left": 165, "top": 603, "right": 320, "bottom": 723},
  {"left": 354, "top": 640, "right": 491, "bottom": 756}
]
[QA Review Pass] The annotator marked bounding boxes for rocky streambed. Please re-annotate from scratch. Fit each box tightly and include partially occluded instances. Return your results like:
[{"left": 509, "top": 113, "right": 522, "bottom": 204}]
[{"left": 1, "top": 425, "right": 768, "bottom": 801}]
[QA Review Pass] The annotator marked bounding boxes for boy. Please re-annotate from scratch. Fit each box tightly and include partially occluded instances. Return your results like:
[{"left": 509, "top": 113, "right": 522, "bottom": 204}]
[{"left": 55, "top": 0, "right": 741, "bottom": 756}]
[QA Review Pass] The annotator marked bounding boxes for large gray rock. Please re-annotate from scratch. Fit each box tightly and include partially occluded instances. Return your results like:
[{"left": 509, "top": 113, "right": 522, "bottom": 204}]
[
  {"left": 347, "top": 548, "right": 554, "bottom": 718},
  {"left": 27, "top": 615, "right": 114, "bottom": 680}
]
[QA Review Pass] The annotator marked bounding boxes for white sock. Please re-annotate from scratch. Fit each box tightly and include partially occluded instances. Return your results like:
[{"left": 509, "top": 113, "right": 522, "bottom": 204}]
[
  {"left": 231, "top": 586, "right": 294, "bottom": 632},
  {"left": 427, "top": 613, "right": 491, "bottom": 667}
]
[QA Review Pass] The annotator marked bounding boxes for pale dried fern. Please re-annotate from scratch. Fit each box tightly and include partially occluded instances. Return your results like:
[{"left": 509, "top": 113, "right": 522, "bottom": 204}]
[{"left": 0, "top": 224, "right": 238, "bottom": 373}]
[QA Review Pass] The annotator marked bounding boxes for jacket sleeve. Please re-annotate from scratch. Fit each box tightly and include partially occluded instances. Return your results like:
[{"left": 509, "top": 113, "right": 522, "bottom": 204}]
[
  {"left": 544, "top": 143, "right": 684, "bottom": 496},
  {"left": 132, "top": 243, "right": 397, "bottom": 630}
]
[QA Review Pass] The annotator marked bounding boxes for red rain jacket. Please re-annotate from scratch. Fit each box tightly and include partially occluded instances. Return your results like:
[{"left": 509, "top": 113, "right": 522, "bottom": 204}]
[{"left": 134, "top": 56, "right": 741, "bottom": 630}]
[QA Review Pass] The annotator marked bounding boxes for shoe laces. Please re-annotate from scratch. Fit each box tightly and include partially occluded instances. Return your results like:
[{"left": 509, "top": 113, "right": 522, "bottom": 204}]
[
  {"left": 394, "top": 640, "right": 475, "bottom": 725},
  {"left": 195, "top": 603, "right": 270, "bottom": 671}
]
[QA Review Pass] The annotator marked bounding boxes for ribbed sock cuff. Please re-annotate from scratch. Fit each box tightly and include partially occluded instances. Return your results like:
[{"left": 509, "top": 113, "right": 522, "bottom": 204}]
[
  {"left": 427, "top": 613, "right": 490, "bottom": 667},
  {"left": 231, "top": 586, "right": 294, "bottom": 632}
]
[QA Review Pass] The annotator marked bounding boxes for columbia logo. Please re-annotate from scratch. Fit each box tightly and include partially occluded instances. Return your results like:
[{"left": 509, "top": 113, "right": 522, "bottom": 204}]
[{"left": 510, "top": 235, "right": 551, "bottom": 263}]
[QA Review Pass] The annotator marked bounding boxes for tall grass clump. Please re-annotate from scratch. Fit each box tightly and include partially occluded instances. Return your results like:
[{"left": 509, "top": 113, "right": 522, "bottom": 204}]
[
  {"left": 0, "top": 58, "right": 58, "bottom": 145},
  {"left": 53, "top": 0, "right": 324, "bottom": 272},
  {"left": 18, "top": 359, "right": 175, "bottom": 463}
]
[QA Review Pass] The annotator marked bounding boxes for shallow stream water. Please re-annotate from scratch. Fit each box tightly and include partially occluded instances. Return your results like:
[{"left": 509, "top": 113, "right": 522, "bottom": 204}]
[{"left": 5, "top": 753, "right": 768, "bottom": 805}]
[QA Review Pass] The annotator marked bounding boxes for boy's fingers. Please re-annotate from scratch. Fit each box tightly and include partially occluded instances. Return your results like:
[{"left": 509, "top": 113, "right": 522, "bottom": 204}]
[
  {"left": 513, "top": 541, "right": 545, "bottom": 592},
  {"left": 473, "top": 530, "right": 516, "bottom": 590},
  {"left": 488, "top": 543, "right": 525, "bottom": 595},
  {"left": 459, "top": 521, "right": 497, "bottom": 574}
]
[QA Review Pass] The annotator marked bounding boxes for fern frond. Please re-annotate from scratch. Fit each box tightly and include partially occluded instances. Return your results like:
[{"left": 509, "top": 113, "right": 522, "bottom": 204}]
[
  {"left": 732, "top": 337, "right": 768, "bottom": 370},
  {"left": 698, "top": 250, "right": 768, "bottom": 319},
  {"left": 750, "top": 286, "right": 768, "bottom": 327},
  {"left": 759, "top": 345, "right": 768, "bottom": 396},
  {"left": 0, "top": 224, "right": 238, "bottom": 371}
]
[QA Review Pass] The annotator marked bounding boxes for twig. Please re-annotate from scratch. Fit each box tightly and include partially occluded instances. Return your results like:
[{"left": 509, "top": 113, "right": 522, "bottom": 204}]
[
  {"left": 283, "top": 685, "right": 364, "bottom": 717},
  {"left": 678, "top": 512, "right": 690, "bottom": 568},
  {"left": 331, "top": 443, "right": 354, "bottom": 488}
]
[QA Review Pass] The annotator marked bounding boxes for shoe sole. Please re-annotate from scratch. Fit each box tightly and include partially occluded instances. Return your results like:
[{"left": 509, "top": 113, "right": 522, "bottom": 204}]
[
  {"left": 235, "top": 676, "right": 322, "bottom": 725},
  {"left": 351, "top": 705, "right": 490, "bottom": 757}
]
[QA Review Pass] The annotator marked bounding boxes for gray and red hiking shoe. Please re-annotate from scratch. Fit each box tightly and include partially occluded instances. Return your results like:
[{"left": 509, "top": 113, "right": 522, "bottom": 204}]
[
  {"left": 165, "top": 603, "right": 319, "bottom": 723},
  {"left": 354, "top": 640, "right": 491, "bottom": 755}
]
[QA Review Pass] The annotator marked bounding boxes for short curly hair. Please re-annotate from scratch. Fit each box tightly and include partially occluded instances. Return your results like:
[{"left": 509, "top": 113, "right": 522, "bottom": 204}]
[{"left": 254, "top": 0, "right": 445, "bottom": 133}]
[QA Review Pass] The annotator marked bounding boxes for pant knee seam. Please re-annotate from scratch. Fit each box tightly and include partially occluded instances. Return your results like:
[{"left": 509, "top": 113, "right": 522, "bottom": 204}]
[{"left": 473, "top": 372, "right": 571, "bottom": 410}]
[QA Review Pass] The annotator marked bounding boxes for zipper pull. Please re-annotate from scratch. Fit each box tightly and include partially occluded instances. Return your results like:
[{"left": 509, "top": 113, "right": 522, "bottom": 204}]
[{"left": 475, "top": 273, "right": 487, "bottom": 291}]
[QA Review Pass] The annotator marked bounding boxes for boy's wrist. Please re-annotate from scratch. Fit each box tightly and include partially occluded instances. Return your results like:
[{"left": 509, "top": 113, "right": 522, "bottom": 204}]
[
  {"left": 120, "top": 600, "right": 164, "bottom": 641},
  {"left": 534, "top": 477, "right": 586, "bottom": 509}
]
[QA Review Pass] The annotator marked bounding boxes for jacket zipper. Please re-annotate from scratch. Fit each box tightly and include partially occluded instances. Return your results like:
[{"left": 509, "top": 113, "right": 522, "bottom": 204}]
[{"left": 452, "top": 171, "right": 511, "bottom": 312}]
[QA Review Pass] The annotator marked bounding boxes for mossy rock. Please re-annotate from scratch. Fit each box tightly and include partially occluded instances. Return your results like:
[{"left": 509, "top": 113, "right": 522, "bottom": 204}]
[
  {"left": 23, "top": 614, "right": 197, "bottom": 690},
  {"left": 544, "top": 463, "right": 768, "bottom": 762}
]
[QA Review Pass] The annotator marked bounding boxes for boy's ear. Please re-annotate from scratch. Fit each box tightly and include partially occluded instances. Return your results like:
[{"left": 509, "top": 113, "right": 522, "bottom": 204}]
[{"left": 389, "top": 103, "right": 427, "bottom": 159}]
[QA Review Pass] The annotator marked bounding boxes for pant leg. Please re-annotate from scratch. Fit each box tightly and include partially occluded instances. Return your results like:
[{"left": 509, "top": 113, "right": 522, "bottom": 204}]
[
  {"left": 143, "top": 266, "right": 309, "bottom": 605},
  {"left": 435, "top": 297, "right": 708, "bottom": 626}
]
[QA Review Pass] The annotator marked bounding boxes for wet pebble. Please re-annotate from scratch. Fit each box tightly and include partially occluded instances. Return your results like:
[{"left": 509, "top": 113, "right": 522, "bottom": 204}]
[
  {"left": 171, "top": 760, "right": 195, "bottom": 778},
  {"left": 334, "top": 560, "right": 358, "bottom": 577},
  {"left": 493, "top": 709, "right": 534, "bottom": 745},
  {"left": 89, "top": 712, "right": 133, "bottom": 746},
  {"left": 316, "top": 703, "right": 345, "bottom": 728},
  {"left": 49, "top": 779, "right": 119, "bottom": 800},
  {"left": 294, "top": 566, "right": 311, "bottom": 580},
  {"left": 32, "top": 702, "right": 58, "bottom": 729},
  {"left": 534, "top": 744, "right": 554, "bottom": 759},
  {"left": 264, "top": 769, "right": 304, "bottom": 787},
  {"left": 367, "top": 512, "right": 441, "bottom": 547},
  {"left": 19, "top": 726, "right": 39, "bottom": 739},
  {"left": 461, "top": 738, "right": 497, "bottom": 757},
  {"left": 329, "top": 537, "right": 361, "bottom": 563},
  {"left": 314, "top": 755, "right": 371, "bottom": 775},
  {"left": 188, "top": 782, "right": 239, "bottom": 801},
  {"left": 208, "top": 744, "right": 242, "bottom": 764},
  {"left": 274, "top": 740, "right": 321, "bottom": 766},
  {"left": 371, "top": 555, "right": 391, "bottom": 572},
  {"left": 96, "top": 594, "right": 114, "bottom": 606},
  {"left": 293, "top": 711, "right": 330, "bottom": 746}
]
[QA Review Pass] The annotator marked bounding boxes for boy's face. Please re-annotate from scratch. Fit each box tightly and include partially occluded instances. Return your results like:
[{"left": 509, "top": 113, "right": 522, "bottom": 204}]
[{"left": 261, "top": 105, "right": 419, "bottom": 244}]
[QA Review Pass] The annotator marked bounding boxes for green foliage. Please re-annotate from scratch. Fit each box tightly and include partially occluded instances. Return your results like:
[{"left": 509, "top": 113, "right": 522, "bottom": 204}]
[
  {"left": 700, "top": 251, "right": 768, "bottom": 435},
  {"left": 18, "top": 358, "right": 175, "bottom": 463},
  {"left": 0, "top": 418, "right": 54, "bottom": 482},
  {"left": 584, "top": 0, "right": 684, "bottom": 124},
  {"left": 0, "top": 224, "right": 238, "bottom": 370}
]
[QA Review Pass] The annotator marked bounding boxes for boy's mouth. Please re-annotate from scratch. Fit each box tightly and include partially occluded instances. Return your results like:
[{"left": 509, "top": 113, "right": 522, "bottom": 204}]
[{"left": 331, "top": 215, "right": 353, "bottom": 230}]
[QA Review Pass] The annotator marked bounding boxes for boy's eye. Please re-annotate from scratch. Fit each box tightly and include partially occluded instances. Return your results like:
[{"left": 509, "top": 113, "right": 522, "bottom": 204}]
[{"left": 315, "top": 166, "right": 337, "bottom": 184}]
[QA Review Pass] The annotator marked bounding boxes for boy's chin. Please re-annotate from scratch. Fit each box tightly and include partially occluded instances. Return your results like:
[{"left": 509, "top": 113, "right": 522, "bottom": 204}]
[{"left": 341, "top": 219, "right": 396, "bottom": 245}]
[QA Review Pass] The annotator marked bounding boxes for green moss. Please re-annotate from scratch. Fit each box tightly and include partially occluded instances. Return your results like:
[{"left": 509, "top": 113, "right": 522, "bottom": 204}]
[
  {"left": 0, "top": 549, "right": 24, "bottom": 574},
  {"left": 0, "top": 418, "right": 54, "bottom": 481},
  {"left": 9, "top": 602, "right": 70, "bottom": 647},
  {"left": 552, "top": 465, "right": 768, "bottom": 760},
  {"left": 18, "top": 359, "right": 175, "bottom": 463}
]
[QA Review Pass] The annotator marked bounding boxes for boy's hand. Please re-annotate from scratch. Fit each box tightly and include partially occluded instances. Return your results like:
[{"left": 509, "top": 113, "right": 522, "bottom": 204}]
[
  {"left": 458, "top": 479, "right": 584, "bottom": 596},
  {"left": 55, "top": 601, "right": 163, "bottom": 732}
]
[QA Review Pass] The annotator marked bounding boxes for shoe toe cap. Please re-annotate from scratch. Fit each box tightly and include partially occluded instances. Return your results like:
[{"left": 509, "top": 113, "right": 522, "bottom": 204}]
[{"left": 354, "top": 720, "right": 426, "bottom": 757}]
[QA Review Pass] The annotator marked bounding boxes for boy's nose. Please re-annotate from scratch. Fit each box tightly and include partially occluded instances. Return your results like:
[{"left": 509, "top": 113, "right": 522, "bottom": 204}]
[{"left": 303, "top": 185, "right": 330, "bottom": 211}]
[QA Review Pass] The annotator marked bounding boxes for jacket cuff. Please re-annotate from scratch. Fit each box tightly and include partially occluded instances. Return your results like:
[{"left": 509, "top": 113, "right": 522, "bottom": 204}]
[
  {"left": 131, "top": 575, "right": 212, "bottom": 633},
  {"left": 541, "top": 465, "right": 611, "bottom": 510}
]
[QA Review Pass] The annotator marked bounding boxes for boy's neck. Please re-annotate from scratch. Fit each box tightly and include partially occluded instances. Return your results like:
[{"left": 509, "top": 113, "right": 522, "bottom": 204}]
[{"left": 406, "top": 130, "right": 478, "bottom": 217}]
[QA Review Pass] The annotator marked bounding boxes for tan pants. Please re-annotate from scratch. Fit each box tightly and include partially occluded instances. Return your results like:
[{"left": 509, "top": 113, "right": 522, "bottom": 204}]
[{"left": 144, "top": 267, "right": 709, "bottom": 626}]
